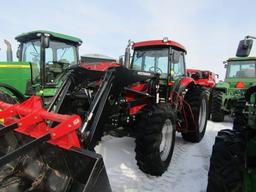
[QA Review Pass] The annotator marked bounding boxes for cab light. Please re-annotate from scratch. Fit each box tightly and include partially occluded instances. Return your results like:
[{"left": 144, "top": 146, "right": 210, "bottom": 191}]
[{"left": 163, "top": 37, "right": 169, "bottom": 43}]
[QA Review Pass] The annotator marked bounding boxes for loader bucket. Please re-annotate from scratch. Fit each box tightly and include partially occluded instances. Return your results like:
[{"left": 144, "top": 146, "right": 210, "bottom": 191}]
[{"left": 0, "top": 96, "right": 111, "bottom": 192}]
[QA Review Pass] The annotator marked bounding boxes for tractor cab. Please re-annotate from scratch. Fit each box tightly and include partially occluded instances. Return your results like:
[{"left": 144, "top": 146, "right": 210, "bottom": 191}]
[
  {"left": 124, "top": 38, "right": 188, "bottom": 100},
  {"left": 129, "top": 38, "right": 187, "bottom": 82},
  {"left": 224, "top": 57, "right": 256, "bottom": 89},
  {"left": 0, "top": 30, "right": 82, "bottom": 100},
  {"left": 16, "top": 30, "right": 82, "bottom": 88}
]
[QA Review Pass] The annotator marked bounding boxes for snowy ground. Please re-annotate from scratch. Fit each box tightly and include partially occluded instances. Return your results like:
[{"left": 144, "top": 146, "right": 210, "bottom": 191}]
[{"left": 95, "top": 118, "right": 233, "bottom": 192}]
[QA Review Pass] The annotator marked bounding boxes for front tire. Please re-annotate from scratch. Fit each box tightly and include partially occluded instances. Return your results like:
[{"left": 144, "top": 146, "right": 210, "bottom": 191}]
[
  {"left": 135, "top": 103, "right": 176, "bottom": 176},
  {"left": 182, "top": 86, "right": 209, "bottom": 142},
  {"left": 207, "top": 129, "right": 246, "bottom": 192}
]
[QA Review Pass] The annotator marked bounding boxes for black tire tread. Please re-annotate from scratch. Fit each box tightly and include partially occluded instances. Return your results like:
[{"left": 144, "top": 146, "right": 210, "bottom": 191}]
[
  {"left": 211, "top": 90, "right": 224, "bottom": 122},
  {"left": 207, "top": 129, "right": 246, "bottom": 192},
  {"left": 181, "top": 86, "right": 209, "bottom": 142},
  {"left": 233, "top": 98, "right": 247, "bottom": 131},
  {"left": 135, "top": 103, "right": 176, "bottom": 176}
]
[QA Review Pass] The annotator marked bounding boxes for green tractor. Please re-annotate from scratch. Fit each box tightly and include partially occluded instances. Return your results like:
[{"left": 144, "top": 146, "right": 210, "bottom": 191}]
[
  {"left": 0, "top": 30, "right": 82, "bottom": 103},
  {"left": 211, "top": 36, "right": 256, "bottom": 122},
  {"left": 207, "top": 85, "right": 256, "bottom": 192}
]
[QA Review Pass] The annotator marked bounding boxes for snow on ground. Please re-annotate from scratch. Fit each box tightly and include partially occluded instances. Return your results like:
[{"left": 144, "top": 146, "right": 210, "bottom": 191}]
[{"left": 95, "top": 118, "right": 233, "bottom": 192}]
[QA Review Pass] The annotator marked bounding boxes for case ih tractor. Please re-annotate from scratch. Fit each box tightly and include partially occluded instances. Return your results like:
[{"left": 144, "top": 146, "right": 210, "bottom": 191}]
[
  {"left": 0, "top": 30, "right": 82, "bottom": 103},
  {"left": 211, "top": 36, "right": 256, "bottom": 122},
  {"left": 207, "top": 85, "right": 256, "bottom": 192},
  {"left": 187, "top": 69, "right": 217, "bottom": 119},
  {"left": 0, "top": 37, "right": 209, "bottom": 191},
  {"left": 187, "top": 69, "right": 216, "bottom": 88}
]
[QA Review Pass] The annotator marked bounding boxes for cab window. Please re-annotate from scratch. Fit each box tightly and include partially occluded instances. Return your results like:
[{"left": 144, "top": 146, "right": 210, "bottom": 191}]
[{"left": 171, "top": 50, "right": 185, "bottom": 80}]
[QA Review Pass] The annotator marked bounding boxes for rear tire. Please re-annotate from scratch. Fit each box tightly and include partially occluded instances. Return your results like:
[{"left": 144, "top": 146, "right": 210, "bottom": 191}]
[
  {"left": 181, "top": 86, "right": 208, "bottom": 142},
  {"left": 135, "top": 103, "right": 176, "bottom": 176},
  {"left": 0, "top": 90, "right": 16, "bottom": 104},
  {"left": 233, "top": 98, "right": 247, "bottom": 131},
  {"left": 207, "top": 129, "right": 246, "bottom": 192},
  {"left": 211, "top": 90, "right": 224, "bottom": 122}
]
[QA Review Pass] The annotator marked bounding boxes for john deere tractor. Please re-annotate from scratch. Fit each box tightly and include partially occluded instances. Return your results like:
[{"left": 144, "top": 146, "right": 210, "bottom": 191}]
[
  {"left": 0, "top": 30, "right": 82, "bottom": 103},
  {"left": 207, "top": 85, "right": 256, "bottom": 192},
  {"left": 211, "top": 36, "right": 256, "bottom": 122}
]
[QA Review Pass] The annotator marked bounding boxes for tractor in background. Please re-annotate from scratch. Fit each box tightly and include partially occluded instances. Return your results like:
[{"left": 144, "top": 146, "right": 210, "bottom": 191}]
[
  {"left": 211, "top": 35, "right": 256, "bottom": 122},
  {"left": 187, "top": 69, "right": 216, "bottom": 88},
  {"left": 187, "top": 69, "right": 217, "bottom": 119},
  {"left": 0, "top": 30, "right": 82, "bottom": 103},
  {"left": 207, "top": 85, "right": 256, "bottom": 192}
]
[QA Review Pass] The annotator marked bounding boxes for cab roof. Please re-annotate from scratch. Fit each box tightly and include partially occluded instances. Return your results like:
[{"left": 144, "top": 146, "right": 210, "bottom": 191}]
[
  {"left": 227, "top": 57, "right": 256, "bottom": 62},
  {"left": 133, "top": 39, "right": 186, "bottom": 53},
  {"left": 15, "top": 30, "right": 82, "bottom": 45}
]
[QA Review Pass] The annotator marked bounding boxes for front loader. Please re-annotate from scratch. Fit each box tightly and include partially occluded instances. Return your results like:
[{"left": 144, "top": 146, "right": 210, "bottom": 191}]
[{"left": 0, "top": 67, "right": 111, "bottom": 192}]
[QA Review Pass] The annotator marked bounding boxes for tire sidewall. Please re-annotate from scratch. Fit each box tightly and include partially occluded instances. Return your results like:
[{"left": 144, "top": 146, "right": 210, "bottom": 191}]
[
  {"left": 195, "top": 91, "right": 208, "bottom": 140},
  {"left": 135, "top": 103, "right": 176, "bottom": 176}
]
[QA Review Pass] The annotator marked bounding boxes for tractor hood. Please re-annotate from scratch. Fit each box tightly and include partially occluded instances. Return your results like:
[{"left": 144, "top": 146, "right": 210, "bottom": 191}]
[
  {"left": 0, "top": 61, "right": 31, "bottom": 95},
  {"left": 225, "top": 77, "right": 255, "bottom": 89}
]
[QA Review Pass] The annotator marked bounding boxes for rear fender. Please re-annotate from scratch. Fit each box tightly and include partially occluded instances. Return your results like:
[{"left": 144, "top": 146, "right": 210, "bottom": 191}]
[
  {"left": 0, "top": 82, "right": 26, "bottom": 102},
  {"left": 215, "top": 82, "right": 229, "bottom": 92},
  {"left": 172, "top": 77, "right": 195, "bottom": 95}
]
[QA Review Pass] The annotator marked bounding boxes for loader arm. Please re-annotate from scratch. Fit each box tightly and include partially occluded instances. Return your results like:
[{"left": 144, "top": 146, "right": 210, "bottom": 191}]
[
  {"left": 48, "top": 65, "right": 158, "bottom": 150},
  {"left": 79, "top": 67, "right": 158, "bottom": 149}
]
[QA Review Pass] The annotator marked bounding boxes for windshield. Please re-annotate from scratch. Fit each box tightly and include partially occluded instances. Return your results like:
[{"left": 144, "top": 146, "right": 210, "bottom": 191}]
[
  {"left": 227, "top": 60, "right": 256, "bottom": 78},
  {"left": 131, "top": 48, "right": 169, "bottom": 78},
  {"left": 22, "top": 39, "right": 78, "bottom": 84}
]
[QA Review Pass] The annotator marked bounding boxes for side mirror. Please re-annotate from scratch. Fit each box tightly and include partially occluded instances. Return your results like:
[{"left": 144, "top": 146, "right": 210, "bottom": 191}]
[
  {"left": 236, "top": 39, "right": 253, "bottom": 57},
  {"left": 42, "top": 35, "right": 50, "bottom": 48},
  {"left": 16, "top": 44, "right": 22, "bottom": 60},
  {"left": 172, "top": 50, "right": 181, "bottom": 63}
]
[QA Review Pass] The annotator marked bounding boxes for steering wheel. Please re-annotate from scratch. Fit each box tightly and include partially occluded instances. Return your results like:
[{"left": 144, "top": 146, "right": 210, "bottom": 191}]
[{"left": 149, "top": 66, "right": 163, "bottom": 74}]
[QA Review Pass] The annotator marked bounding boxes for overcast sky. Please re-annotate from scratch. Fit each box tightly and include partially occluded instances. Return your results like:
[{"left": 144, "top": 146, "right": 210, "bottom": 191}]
[{"left": 0, "top": 0, "right": 255, "bottom": 79}]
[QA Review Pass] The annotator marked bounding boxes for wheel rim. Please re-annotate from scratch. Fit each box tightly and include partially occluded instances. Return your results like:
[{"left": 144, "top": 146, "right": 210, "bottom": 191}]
[
  {"left": 198, "top": 98, "right": 207, "bottom": 133},
  {"left": 159, "top": 119, "right": 173, "bottom": 161}
]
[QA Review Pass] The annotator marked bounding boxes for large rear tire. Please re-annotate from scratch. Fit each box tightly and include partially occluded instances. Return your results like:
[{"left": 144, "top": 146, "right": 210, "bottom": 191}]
[
  {"left": 135, "top": 103, "right": 176, "bottom": 176},
  {"left": 0, "top": 90, "right": 16, "bottom": 104},
  {"left": 181, "top": 86, "right": 209, "bottom": 142},
  {"left": 211, "top": 89, "right": 225, "bottom": 122},
  {"left": 207, "top": 129, "right": 246, "bottom": 192},
  {"left": 233, "top": 98, "right": 247, "bottom": 131}
]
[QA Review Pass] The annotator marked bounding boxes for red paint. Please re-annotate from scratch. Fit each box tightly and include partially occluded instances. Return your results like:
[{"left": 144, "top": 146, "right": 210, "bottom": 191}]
[
  {"left": 179, "top": 77, "right": 194, "bottom": 87},
  {"left": 80, "top": 61, "right": 120, "bottom": 71},
  {"left": 187, "top": 69, "right": 216, "bottom": 88},
  {"left": 133, "top": 40, "right": 186, "bottom": 53},
  {"left": 0, "top": 96, "right": 81, "bottom": 149},
  {"left": 125, "top": 83, "right": 148, "bottom": 115}
]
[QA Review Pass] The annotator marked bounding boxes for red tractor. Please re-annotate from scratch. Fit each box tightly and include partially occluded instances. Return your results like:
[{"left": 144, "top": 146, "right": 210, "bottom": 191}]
[
  {"left": 0, "top": 37, "right": 209, "bottom": 191},
  {"left": 187, "top": 69, "right": 216, "bottom": 88}
]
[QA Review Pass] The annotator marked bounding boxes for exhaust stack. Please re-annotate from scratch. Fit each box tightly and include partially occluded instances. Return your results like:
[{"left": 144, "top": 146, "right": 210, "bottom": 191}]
[
  {"left": 124, "top": 40, "right": 133, "bottom": 68},
  {"left": 4, "top": 39, "right": 13, "bottom": 62}
]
